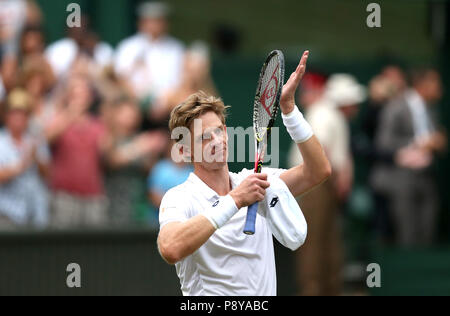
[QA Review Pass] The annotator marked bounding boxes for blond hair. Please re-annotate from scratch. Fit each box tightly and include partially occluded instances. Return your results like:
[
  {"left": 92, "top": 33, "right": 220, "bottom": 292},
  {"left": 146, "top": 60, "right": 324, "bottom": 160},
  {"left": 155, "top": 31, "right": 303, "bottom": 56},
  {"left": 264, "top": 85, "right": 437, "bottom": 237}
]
[{"left": 169, "top": 91, "right": 229, "bottom": 142}]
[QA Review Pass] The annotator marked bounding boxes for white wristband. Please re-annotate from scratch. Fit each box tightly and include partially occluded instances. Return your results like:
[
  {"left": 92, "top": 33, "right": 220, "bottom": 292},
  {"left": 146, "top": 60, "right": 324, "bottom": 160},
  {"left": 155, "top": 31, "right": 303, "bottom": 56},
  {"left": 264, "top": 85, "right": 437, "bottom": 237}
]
[
  {"left": 281, "top": 106, "right": 313, "bottom": 143},
  {"left": 201, "top": 194, "right": 239, "bottom": 229}
]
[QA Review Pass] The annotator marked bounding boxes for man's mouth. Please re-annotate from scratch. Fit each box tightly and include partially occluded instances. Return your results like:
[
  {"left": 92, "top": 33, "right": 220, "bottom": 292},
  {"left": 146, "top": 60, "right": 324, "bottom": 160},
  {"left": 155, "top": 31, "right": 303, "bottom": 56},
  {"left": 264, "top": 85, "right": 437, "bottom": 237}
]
[{"left": 210, "top": 145, "right": 226, "bottom": 159}]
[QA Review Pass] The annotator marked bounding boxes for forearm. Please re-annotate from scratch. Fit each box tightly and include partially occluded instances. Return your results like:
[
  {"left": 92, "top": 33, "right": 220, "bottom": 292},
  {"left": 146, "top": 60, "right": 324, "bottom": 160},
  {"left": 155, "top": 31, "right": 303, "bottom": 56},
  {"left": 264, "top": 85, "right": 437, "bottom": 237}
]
[
  {"left": 281, "top": 136, "right": 331, "bottom": 197},
  {"left": 297, "top": 135, "right": 331, "bottom": 182},
  {"left": 158, "top": 194, "right": 240, "bottom": 264},
  {"left": 0, "top": 165, "right": 22, "bottom": 184},
  {"left": 158, "top": 215, "right": 216, "bottom": 264},
  {"left": 36, "top": 161, "right": 49, "bottom": 179}
]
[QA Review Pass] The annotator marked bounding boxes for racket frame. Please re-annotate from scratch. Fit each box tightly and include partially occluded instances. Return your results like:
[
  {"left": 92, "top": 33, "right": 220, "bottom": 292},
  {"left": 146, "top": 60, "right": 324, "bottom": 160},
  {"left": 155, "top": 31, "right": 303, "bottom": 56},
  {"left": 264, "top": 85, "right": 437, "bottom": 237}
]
[{"left": 244, "top": 50, "right": 285, "bottom": 235}]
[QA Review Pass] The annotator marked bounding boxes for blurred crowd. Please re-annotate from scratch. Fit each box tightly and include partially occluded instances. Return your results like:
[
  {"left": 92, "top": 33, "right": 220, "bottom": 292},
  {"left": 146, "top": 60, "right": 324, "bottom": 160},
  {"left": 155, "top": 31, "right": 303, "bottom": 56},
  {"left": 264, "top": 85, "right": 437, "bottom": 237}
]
[
  {"left": 0, "top": 1, "right": 218, "bottom": 230},
  {"left": 288, "top": 65, "right": 447, "bottom": 295}
]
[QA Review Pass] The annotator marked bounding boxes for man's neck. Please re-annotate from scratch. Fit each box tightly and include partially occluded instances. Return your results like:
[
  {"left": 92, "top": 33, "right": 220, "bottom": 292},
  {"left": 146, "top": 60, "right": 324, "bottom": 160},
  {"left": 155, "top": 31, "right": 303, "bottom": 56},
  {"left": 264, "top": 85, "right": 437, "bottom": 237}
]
[
  {"left": 412, "top": 87, "right": 428, "bottom": 105},
  {"left": 194, "top": 164, "right": 231, "bottom": 196}
]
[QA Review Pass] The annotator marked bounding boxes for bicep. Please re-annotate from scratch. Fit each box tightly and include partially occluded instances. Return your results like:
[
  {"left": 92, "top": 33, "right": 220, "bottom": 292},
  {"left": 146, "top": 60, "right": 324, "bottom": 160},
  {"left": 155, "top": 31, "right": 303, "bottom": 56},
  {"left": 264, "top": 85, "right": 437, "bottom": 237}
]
[{"left": 279, "top": 165, "right": 308, "bottom": 197}]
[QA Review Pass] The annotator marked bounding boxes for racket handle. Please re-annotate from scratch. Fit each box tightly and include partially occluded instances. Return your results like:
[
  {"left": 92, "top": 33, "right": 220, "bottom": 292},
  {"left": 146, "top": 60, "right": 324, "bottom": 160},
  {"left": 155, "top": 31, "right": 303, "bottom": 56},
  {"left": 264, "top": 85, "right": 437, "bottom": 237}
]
[{"left": 244, "top": 202, "right": 258, "bottom": 235}]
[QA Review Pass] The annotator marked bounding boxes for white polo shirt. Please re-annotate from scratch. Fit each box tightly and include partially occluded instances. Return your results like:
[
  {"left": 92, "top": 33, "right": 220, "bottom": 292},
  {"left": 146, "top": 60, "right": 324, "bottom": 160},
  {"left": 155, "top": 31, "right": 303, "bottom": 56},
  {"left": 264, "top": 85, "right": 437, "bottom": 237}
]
[
  {"left": 114, "top": 33, "right": 184, "bottom": 100},
  {"left": 45, "top": 38, "right": 114, "bottom": 78},
  {"left": 159, "top": 167, "right": 305, "bottom": 296}
]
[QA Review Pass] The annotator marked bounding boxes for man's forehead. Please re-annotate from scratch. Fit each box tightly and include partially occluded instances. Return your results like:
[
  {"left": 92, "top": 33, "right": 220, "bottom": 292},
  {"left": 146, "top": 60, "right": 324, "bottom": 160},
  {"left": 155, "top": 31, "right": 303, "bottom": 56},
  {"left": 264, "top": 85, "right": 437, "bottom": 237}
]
[{"left": 190, "top": 112, "right": 224, "bottom": 132}]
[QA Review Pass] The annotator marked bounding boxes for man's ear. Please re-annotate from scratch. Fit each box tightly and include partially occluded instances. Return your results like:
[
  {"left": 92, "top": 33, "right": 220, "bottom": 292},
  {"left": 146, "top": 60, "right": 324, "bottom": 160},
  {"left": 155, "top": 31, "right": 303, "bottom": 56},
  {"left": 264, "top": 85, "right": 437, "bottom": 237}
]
[{"left": 224, "top": 125, "right": 228, "bottom": 142}]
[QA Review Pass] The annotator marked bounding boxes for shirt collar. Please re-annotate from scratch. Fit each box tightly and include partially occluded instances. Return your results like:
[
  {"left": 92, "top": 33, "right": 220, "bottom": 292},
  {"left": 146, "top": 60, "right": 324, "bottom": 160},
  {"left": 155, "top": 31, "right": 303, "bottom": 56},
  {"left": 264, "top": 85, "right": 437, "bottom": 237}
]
[{"left": 187, "top": 171, "right": 237, "bottom": 202}]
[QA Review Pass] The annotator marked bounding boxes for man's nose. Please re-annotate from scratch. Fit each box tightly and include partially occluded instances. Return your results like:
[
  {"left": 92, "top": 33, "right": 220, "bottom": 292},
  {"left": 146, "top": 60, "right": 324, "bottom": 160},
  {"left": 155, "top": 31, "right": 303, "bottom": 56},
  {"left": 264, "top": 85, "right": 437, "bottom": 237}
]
[{"left": 210, "top": 131, "right": 222, "bottom": 142}]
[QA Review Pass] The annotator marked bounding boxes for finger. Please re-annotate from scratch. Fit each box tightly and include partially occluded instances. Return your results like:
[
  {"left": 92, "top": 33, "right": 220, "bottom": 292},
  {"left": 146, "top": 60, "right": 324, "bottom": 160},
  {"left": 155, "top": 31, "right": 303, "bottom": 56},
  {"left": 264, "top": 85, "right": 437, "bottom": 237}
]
[
  {"left": 256, "top": 192, "right": 265, "bottom": 202},
  {"left": 256, "top": 179, "right": 270, "bottom": 189},
  {"left": 254, "top": 173, "right": 268, "bottom": 180},
  {"left": 295, "top": 51, "right": 309, "bottom": 76}
]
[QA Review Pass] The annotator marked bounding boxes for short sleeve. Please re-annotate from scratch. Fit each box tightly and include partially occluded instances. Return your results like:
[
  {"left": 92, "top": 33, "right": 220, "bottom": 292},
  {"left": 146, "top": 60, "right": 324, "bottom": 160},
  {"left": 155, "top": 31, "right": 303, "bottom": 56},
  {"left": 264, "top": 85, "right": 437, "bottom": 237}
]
[
  {"left": 261, "top": 167, "right": 287, "bottom": 178},
  {"left": 159, "top": 188, "right": 189, "bottom": 228}
]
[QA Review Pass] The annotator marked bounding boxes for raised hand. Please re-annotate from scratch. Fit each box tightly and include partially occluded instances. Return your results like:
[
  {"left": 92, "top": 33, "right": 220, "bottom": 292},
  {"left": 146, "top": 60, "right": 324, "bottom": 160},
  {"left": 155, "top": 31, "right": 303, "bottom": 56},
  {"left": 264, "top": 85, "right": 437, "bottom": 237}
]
[{"left": 280, "top": 50, "right": 309, "bottom": 114}]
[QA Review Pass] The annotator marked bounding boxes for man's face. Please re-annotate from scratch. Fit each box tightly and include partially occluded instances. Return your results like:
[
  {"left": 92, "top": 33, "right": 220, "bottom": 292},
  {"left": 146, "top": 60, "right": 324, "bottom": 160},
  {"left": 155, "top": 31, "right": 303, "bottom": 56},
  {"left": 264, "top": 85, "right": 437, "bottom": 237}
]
[
  {"left": 421, "top": 71, "right": 442, "bottom": 104},
  {"left": 67, "top": 76, "right": 93, "bottom": 112},
  {"left": 339, "top": 104, "right": 359, "bottom": 120},
  {"left": 139, "top": 17, "right": 167, "bottom": 39},
  {"left": 188, "top": 111, "right": 228, "bottom": 170},
  {"left": 6, "top": 110, "right": 29, "bottom": 135}
]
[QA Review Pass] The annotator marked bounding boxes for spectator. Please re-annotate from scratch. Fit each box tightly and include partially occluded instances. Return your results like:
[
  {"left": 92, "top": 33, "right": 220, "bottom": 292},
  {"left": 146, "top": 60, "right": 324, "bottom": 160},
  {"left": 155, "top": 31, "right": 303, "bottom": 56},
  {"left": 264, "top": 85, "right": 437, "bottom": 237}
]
[
  {"left": 153, "top": 41, "right": 218, "bottom": 123},
  {"left": 147, "top": 139, "right": 193, "bottom": 227},
  {"left": 0, "top": 0, "right": 27, "bottom": 59},
  {"left": 0, "top": 0, "right": 43, "bottom": 90},
  {"left": 45, "top": 14, "right": 113, "bottom": 80},
  {"left": 114, "top": 1, "right": 184, "bottom": 129},
  {"left": 45, "top": 74, "right": 108, "bottom": 229},
  {"left": 371, "top": 68, "right": 447, "bottom": 247},
  {"left": 20, "top": 53, "right": 56, "bottom": 137},
  {"left": 0, "top": 88, "right": 50, "bottom": 229},
  {"left": 19, "top": 24, "right": 55, "bottom": 83},
  {"left": 357, "top": 66, "right": 407, "bottom": 243},
  {"left": 103, "top": 97, "right": 167, "bottom": 226},
  {"left": 288, "top": 72, "right": 365, "bottom": 295}
]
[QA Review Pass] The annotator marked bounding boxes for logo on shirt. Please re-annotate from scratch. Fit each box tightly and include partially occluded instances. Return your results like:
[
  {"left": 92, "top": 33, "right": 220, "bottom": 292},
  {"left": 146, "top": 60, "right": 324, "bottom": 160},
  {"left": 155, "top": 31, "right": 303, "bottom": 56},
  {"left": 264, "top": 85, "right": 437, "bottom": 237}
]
[
  {"left": 269, "top": 197, "right": 279, "bottom": 208},
  {"left": 212, "top": 200, "right": 219, "bottom": 207}
]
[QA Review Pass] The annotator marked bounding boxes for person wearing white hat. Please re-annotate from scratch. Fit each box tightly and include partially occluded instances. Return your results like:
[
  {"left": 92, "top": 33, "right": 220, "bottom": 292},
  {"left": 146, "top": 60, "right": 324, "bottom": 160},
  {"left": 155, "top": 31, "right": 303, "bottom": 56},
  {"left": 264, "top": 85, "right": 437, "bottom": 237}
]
[
  {"left": 114, "top": 2, "right": 185, "bottom": 104},
  {"left": 287, "top": 72, "right": 366, "bottom": 295},
  {"left": 0, "top": 88, "right": 50, "bottom": 229},
  {"left": 325, "top": 74, "right": 366, "bottom": 107}
]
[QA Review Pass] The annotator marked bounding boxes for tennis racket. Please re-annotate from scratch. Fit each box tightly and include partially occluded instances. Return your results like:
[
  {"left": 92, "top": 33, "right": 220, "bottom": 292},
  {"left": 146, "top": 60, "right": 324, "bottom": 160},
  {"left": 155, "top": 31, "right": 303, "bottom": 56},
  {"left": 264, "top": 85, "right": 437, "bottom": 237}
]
[{"left": 243, "top": 50, "right": 285, "bottom": 235}]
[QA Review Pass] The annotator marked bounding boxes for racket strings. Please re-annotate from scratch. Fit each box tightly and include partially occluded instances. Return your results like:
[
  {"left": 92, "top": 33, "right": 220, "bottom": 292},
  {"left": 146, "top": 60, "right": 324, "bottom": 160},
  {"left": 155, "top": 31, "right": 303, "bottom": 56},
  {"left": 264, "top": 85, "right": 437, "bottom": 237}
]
[{"left": 254, "top": 56, "right": 281, "bottom": 140}]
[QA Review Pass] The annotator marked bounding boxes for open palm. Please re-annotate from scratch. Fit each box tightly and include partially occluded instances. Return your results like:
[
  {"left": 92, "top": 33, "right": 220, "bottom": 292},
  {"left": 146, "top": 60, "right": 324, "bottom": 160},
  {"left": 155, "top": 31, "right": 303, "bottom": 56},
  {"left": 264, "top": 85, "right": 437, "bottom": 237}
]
[{"left": 280, "top": 50, "right": 309, "bottom": 113}]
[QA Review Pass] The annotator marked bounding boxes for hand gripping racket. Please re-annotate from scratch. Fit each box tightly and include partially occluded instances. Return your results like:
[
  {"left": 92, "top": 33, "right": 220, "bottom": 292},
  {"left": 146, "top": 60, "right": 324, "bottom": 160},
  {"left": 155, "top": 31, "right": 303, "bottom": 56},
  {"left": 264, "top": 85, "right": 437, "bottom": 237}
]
[{"left": 243, "top": 50, "right": 285, "bottom": 235}]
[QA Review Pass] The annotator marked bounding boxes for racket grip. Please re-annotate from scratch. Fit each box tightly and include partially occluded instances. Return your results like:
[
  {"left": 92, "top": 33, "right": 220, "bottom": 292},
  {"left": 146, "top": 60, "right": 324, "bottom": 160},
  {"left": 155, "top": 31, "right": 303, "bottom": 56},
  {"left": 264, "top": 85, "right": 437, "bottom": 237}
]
[{"left": 244, "top": 202, "right": 258, "bottom": 235}]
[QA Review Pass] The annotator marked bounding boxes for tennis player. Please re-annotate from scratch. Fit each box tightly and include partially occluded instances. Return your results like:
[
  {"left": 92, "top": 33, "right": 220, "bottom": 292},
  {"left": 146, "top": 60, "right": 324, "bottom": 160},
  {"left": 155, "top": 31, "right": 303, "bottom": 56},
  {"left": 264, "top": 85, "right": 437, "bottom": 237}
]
[{"left": 157, "top": 51, "right": 331, "bottom": 295}]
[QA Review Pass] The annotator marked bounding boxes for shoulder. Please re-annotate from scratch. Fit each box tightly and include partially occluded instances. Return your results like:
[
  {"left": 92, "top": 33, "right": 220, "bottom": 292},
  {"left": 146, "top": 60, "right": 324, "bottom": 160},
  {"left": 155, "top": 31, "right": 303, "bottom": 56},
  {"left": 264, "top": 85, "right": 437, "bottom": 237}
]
[
  {"left": 95, "top": 41, "right": 114, "bottom": 54},
  {"left": 308, "top": 100, "right": 338, "bottom": 123},
  {"left": 116, "top": 34, "right": 146, "bottom": 51},
  {"left": 0, "top": 130, "right": 9, "bottom": 148},
  {"left": 161, "top": 36, "right": 185, "bottom": 53},
  {"left": 46, "top": 38, "right": 76, "bottom": 54},
  {"left": 160, "top": 180, "right": 192, "bottom": 204},
  {"left": 164, "top": 36, "right": 184, "bottom": 47},
  {"left": 382, "top": 95, "right": 409, "bottom": 119},
  {"left": 159, "top": 181, "right": 194, "bottom": 218}
]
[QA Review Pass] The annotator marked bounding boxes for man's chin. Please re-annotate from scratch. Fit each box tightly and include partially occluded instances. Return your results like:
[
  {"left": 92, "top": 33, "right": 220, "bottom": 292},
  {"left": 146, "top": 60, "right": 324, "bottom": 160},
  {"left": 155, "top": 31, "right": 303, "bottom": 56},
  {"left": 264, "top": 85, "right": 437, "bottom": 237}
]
[{"left": 203, "top": 160, "right": 228, "bottom": 170}]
